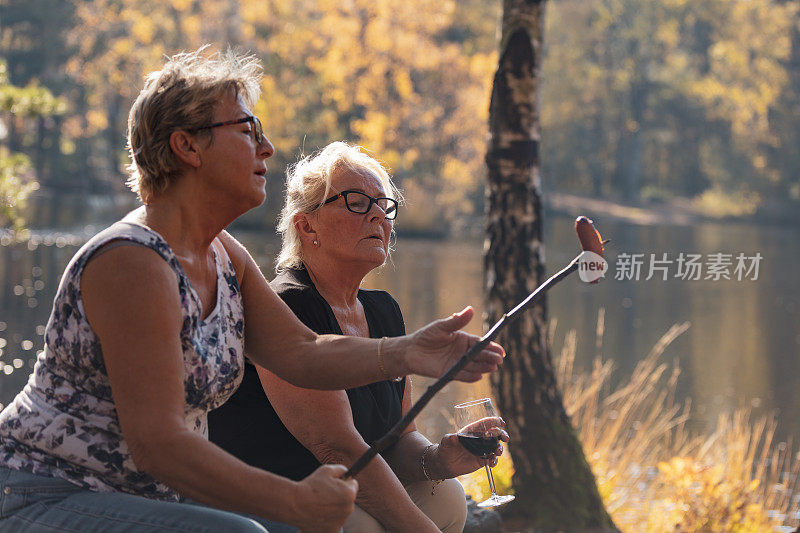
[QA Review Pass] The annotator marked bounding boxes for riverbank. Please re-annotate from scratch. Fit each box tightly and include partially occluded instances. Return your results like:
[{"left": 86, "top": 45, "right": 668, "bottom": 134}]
[
  {"left": 546, "top": 191, "right": 800, "bottom": 228},
  {"left": 11, "top": 187, "right": 799, "bottom": 243}
]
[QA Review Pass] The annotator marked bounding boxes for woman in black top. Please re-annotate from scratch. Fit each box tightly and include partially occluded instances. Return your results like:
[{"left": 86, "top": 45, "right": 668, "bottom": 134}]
[
  {"left": 209, "top": 266, "right": 406, "bottom": 483},
  {"left": 209, "top": 142, "right": 507, "bottom": 532}
]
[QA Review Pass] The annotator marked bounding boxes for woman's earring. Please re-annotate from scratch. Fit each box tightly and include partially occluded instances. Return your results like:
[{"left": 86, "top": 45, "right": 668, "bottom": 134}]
[{"left": 313, "top": 240, "right": 319, "bottom": 246}]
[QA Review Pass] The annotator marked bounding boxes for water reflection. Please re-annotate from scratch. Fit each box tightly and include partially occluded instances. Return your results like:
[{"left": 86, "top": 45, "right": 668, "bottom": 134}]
[{"left": 1, "top": 198, "right": 798, "bottom": 445}]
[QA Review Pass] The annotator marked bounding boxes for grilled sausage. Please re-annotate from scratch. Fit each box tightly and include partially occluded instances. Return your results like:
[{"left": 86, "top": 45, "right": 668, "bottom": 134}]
[{"left": 574, "top": 216, "right": 604, "bottom": 257}]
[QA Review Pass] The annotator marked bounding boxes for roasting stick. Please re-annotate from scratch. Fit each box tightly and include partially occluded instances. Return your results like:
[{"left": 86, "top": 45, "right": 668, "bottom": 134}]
[{"left": 344, "top": 216, "right": 607, "bottom": 479}]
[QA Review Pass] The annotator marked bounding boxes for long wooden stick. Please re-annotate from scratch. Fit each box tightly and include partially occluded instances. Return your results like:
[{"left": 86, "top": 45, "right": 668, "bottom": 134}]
[{"left": 344, "top": 255, "right": 581, "bottom": 478}]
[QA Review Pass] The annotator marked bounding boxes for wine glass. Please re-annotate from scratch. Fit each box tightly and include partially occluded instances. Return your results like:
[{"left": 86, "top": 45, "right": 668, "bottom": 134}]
[{"left": 454, "top": 397, "right": 515, "bottom": 508}]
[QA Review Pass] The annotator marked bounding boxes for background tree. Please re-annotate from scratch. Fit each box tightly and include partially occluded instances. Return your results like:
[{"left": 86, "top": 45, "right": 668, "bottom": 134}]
[
  {"left": 64, "top": 0, "right": 232, "bottom": 190},
  {"left": 768, "top": 2, "right": 800, "bottom": 203},
  {"left": 0, "top": 0, "right": 74, "bottom": 189},
  {"left": 484, "top": 0, "right": 614, "bottom": 529},
  {"left": 2, "top": 0, "right": 800, "bottom": 231},
  {"left": 540, "top": 0, "right": 797, "bottom": 207},
  {"left": 241, "top": 0, "right": 498, "bottom": 231},
  {"left": 0, "top": 58, "right": 63, "bottom": 227}
]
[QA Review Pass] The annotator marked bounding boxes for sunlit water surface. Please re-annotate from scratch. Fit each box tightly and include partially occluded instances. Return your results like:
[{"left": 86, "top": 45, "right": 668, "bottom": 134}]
[{"left": 1, "top": 195, "right": 798, "bottom": 448}]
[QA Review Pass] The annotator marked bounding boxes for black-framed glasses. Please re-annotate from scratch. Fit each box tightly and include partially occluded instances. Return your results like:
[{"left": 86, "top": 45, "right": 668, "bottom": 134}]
[
  {"left": 192, "top": 115, "right": 265, "bottom": 145},
  {"left": 320, "top": 190, "right": 398, "bottom": 220}
]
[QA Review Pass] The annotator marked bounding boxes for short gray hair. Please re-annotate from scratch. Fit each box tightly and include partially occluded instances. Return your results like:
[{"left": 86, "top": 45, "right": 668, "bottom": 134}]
[
  {"left": 126, "top": 47, "right": 262, "bottom": 203},
  {"left": 276, "top": 142, "right": 402, "bottom": 272}
]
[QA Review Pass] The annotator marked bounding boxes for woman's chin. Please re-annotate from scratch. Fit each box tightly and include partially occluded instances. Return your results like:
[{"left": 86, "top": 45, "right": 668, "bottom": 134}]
[
  {"left": 250, "top": 186, "right": 267, "bottom": 207},
  {"left": 368, "top": 251, "right": 388, "bottom": 268},
  {"left": 235, "top": 192, "right": 266, "bottom": 216},
  {"left": 351, "top": 250, "right": 386, "bottom": 269}
]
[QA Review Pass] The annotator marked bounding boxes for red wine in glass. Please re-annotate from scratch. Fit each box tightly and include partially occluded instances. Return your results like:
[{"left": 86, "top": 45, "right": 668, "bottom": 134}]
[
  {"left": 457, "top": 434, "right": 500, "bottom": 458},
  {"left": 455, "top": 398, "right": 514, "bottom": 508}
]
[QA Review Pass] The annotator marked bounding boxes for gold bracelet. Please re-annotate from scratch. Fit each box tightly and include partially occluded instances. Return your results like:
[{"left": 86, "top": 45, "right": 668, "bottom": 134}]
[
  {"left": 377, "top": 337, "right": 404, "bottom": 382},
  {"left": 421, "top": 444, "right": 443, "bottom": 495}
]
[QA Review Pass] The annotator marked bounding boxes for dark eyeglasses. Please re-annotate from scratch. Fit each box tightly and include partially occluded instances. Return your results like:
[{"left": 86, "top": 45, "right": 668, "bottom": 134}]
[
  {"left": 320, "top": 190, "right": 398, "bottom": 220},
  {"left": 192, "top": 115, "right": 265, "bottom": 145}
]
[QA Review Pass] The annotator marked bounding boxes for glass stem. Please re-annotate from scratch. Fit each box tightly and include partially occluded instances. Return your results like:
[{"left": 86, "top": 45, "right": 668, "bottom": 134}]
[{"left": 484, "top": 461, "right": 498, "bottom": 497}]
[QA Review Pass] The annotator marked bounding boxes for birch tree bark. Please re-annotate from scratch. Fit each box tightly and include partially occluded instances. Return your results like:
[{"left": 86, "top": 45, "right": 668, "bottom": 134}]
[{"left": 484, "top": 1, "right": 615, "bottom": 529}]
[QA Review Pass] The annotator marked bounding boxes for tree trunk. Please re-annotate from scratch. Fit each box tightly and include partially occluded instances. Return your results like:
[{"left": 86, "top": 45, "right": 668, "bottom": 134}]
[
  {"left": 622, "top": 78, "right": 645, "bottom": 202},
  {"left": 484, "top": 1, "right": 615, "bottom": 530},
  {"left": 773, "top": 2, "right": 800, "bottom": 198}
]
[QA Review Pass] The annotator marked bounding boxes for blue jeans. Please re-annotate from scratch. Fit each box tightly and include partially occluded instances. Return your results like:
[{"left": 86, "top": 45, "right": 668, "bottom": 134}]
[{"left": 0, "top": 467, "right": 298, "bottom": 532}]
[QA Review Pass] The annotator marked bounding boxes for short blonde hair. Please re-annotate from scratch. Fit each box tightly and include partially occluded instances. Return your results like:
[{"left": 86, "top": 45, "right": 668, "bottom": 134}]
[
  {"left": 276, "top": 142, "right": 402, "bottom": 272},
  {"left": 126, "top": 47, "right": 262, "bottom": 203}
]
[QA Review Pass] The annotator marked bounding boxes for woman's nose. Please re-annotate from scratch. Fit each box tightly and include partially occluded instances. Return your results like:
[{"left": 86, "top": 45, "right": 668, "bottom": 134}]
[
  {"left": 258, "top": 135, "right": 275, "bottom": 159},
  {"left": 369, "top": 203, "right": 388, "bottom": 221}
]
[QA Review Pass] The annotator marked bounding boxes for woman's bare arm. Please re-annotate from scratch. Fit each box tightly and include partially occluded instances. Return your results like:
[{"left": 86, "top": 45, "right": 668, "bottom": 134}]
[
  {"left": 256, "top": 366, "right": 439, "bottom": 533},
  {"left": 80, "top": 245, "right": 357, "bottom": 531},
  {"left": 383, "top": 379, "right": 506, "bottom": 481},
  {"left": 380, "top": 379, "right": 437, "bottom": 481},
  {"left": 218, "top": 231, "right": 504, "bottom": 389}
]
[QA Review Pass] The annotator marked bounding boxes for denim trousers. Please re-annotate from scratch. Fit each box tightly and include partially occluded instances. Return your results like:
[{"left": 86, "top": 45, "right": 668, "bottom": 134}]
[{"left": 0, "top": 466, "right": 299, "bottom": 532}]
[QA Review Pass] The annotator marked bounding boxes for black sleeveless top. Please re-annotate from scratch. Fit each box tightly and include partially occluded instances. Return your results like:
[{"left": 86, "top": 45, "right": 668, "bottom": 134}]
[{"left": 208, "top": 267, "right": 406, "bottom": 481}]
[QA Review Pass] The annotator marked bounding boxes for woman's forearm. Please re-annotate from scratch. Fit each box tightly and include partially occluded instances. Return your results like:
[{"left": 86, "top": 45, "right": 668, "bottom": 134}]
[
  {"left": 383, "top": 431, "right": 447, "bottom": 482},
  {"left": 254, "top": 368, "right": 434, "bottom": 531},
  {"left": 241, "top": 267, "right": 502, "bottom": 390},
  {"left": 386, "top": 429, "right": 507, "bottom": 483},
  {"left": 279, "top": 334, "right": 406, "bottom": 390},
  {"left": 136, "top": 428, "right": 301, "bottom": 524},
  {"left": 268, "top": 334, "right": 409, "bottom": 390},
  {"left": 312, "top": 440, "right": 438, "bottom": 533},
  {"left": 242, "top": 281, "right": 410, "bottom": 390}
]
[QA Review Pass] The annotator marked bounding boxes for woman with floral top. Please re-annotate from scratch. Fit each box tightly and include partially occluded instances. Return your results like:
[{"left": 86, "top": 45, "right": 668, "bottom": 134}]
[{"left": 0, "top": 48, "right": 504, "bottom": 533}]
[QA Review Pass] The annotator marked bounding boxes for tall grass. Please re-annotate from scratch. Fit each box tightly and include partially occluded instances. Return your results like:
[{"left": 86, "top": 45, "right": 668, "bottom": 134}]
[{"left": 459, "top": 309, "right": 800, "bottom": 531}]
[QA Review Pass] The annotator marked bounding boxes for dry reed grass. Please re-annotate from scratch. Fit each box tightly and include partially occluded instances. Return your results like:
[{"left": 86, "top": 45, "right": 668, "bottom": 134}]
[{"left": 460, "top": 309, "right": 800, "bottom": 531}]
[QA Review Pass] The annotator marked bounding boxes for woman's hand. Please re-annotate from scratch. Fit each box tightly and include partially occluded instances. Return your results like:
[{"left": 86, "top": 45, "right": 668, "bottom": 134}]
[
  {"left": 434, "top": 417, "right": 509, "bottom": 478},
  {"left": 291, "top": 464, "right": 359, "bottom": 533},
  {"left": 404, "top": 307, "right": 505, "bottom": 382}
]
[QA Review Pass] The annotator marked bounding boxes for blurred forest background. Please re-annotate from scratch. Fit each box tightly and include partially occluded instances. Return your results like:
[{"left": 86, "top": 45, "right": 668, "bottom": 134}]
[
  {"left": 3, "top": 2, "right": 800, "bottom": 528},
  {"left": 2, "top": 0, "right": 799, "bottom": 232}
]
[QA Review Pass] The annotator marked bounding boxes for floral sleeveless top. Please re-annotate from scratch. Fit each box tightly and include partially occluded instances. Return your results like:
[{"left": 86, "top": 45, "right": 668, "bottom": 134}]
[{"left": 0, "top": 221, "right": 245, "bottom": 501}]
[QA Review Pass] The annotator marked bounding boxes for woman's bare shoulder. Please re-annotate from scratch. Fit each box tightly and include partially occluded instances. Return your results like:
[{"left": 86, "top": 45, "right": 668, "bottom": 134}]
[
  {"left": 80, "top": 243, "right": 183, "bottom": 346},
  {"left": 81, "top": 243, "right": 179, "bottom": 302},
  {"left": 217, "top": 230, "right": 254, "bottom": 275}
]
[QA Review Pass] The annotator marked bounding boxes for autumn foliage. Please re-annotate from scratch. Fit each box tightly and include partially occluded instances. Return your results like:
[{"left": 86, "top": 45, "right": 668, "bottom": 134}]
[{"left": 2, "top": 0, "right": 800, "bottom": 230}]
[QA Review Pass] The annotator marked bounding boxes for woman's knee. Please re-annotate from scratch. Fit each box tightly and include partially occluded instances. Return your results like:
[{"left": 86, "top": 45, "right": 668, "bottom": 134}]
[
  {"left": 435, "top": 478, "right": 467, "bottom": 508},
  {"left": 405, "top": 478, "right": 467, "bottom": 533},
  {"left": 343, "top": 504, "right": 385, "bottom": 533},
  {"left": 433, "top": 479, "right": 467, "bottom": 531}
]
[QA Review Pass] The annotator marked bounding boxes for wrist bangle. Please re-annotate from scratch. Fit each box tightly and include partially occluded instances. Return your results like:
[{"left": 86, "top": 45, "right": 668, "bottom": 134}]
[
  {"left": 377, "top": 336, "right": 403, "bottom": 382},
  {"left": 421, "top": 444, "right": 443, "bottom": 495}
]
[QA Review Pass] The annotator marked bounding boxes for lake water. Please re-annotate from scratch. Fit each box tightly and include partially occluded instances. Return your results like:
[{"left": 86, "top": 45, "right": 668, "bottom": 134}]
[{"left": 1, "top": 194, "right": 799, "bottom": 445}]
